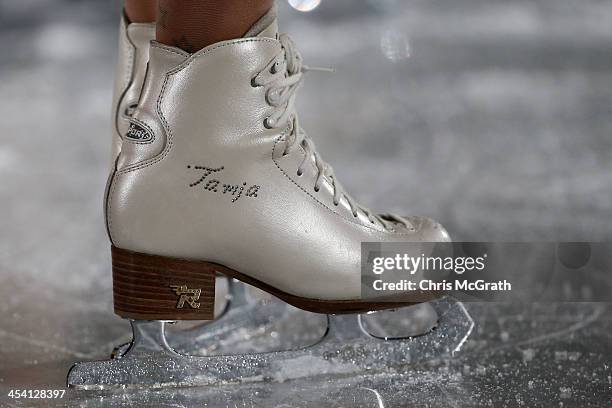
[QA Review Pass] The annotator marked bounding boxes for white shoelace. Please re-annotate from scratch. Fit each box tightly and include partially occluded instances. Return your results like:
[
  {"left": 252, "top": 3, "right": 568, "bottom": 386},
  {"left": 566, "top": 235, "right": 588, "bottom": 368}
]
[{"left": 252, "top": 34, "right": 413, "bottom": 231}]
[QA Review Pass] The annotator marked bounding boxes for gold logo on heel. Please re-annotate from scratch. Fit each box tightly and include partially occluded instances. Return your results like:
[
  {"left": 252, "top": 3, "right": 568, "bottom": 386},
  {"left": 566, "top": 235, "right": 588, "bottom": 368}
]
[{"left": 170, "top": 285, "right": 202, "bottom": 309}]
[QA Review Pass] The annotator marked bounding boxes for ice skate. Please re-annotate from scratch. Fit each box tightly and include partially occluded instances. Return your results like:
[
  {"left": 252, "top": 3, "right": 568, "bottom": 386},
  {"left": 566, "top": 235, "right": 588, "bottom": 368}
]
[
  {"left": 108, "top": 7, "right": 466, "bottom": 359},
  {"left": 69, "top": 10, "right": 473, "bottom": 388}
]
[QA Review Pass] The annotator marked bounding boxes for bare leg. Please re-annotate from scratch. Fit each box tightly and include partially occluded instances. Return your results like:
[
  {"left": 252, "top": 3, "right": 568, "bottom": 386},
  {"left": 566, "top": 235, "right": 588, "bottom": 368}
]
[
  {"left": 124, "top": 0, "right": 157, "bottom": 23},
  {"left": 156, "top": 0, "right": 275, "bottom": 53}
]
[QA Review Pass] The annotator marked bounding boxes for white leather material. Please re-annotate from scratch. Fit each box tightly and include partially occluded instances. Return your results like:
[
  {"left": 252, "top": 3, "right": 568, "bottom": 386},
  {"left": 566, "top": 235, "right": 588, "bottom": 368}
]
[
  {"left": 107, "top": 30, "right": 450, "bottom": 301},
  {"left": 116, "top": 44, "right": 189, "bottom": 171},
  {"left": 110, "top": 16, "right": 155, "bottom": 165}
]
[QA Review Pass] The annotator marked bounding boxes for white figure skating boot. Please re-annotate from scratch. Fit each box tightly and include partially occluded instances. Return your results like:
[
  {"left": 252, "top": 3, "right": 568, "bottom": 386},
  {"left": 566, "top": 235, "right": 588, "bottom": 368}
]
[
  {"left": 107, "top": 17, "right": 449, "bottom": 317},
  {"left": 69, "top": 11, "right": 473, "bottom": 388}
]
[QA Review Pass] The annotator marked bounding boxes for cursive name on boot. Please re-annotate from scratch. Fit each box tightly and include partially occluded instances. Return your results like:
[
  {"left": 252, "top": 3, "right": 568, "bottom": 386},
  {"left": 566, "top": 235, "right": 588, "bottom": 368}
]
[{"left": 187, "top": 165, "right": 260, "bottom": 203}]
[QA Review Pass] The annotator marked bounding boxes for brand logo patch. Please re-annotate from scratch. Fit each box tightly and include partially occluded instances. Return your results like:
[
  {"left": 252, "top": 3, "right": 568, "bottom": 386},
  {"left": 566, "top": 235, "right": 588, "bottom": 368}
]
[
  {"left": 170, "top": 285, "right": 202, "bottom": 309},
  {"left": 187, "top": 164, "right": 261, "bottom": 203},
  {"left": 125, "top": 122, "right": 153, "bottom": 143}
]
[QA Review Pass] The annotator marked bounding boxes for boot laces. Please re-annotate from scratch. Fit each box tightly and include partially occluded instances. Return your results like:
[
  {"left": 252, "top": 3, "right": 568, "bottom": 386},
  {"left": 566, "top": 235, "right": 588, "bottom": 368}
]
[{"left": 252, "top": 34, "right": 412, "bottom": 230}]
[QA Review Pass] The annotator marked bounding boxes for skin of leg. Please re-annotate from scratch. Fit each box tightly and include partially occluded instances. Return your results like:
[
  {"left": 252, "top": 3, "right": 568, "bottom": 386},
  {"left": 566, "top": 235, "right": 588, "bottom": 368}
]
[
  {"left": 124, "top": 0, "right": 158, "bottom": 23},
  {"left": 156, "top": 0, "right": 275, "bottom": 53}
]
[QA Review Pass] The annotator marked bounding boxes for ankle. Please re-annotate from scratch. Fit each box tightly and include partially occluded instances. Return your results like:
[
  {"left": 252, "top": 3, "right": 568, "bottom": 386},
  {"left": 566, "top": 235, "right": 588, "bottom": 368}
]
[
  {"left": 124, "top": 0, "right": 157, "bottom": 24},
  {"left": 156, "top": 0, "right": 275, "bottom": 53}
]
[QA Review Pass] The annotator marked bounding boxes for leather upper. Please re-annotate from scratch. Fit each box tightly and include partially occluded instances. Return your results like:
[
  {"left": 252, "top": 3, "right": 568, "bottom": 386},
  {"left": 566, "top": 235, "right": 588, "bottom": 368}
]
[
  {"left": 111, "top": 16, "right": 155, "bottom": 165},
  {"left": 107, "top": 25, "right": 449, "bottom": 301}
]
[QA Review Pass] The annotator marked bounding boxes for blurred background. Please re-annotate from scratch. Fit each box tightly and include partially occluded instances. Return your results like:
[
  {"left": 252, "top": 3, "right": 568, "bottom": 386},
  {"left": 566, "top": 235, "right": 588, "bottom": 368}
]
[{"left": 0, "top": 0, "right": 611, "bottom": 406}]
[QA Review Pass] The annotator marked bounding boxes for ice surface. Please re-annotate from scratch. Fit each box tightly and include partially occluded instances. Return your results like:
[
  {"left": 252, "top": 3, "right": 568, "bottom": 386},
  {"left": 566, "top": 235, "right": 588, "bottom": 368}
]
[{"left": 67, "top": 296, "right": 474, "bottom": 389}]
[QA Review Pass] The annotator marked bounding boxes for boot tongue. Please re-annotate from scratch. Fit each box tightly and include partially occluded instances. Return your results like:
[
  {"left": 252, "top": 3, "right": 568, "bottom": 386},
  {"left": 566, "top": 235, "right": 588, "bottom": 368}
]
[{"left": 243, "top": 5, "right": 278, "bottom": 39}]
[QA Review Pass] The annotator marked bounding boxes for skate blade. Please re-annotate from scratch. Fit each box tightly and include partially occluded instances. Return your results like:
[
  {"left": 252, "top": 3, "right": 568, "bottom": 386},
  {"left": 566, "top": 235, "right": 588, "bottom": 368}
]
[
  {"left": 111, "top": 278, "right": 329, "bottom": 359},
  {"left": 111, "top": 279, "right": 439, "bottom": 358},
  {"left": 67, "top": 296, "right": 473, "bottom": 389}
]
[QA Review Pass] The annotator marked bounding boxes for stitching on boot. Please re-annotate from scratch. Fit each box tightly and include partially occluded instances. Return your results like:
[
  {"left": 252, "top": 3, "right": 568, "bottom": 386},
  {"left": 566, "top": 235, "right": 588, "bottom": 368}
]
[
  {"left": 271, "top": 130, "right": 413, "bottom": 236},
  {"left": 151, "top": 41, "right": 191, "bottom": 57},
  {"left": 167, "top": 38, "right": 279, "bottom": 76},
  {"left": 271, "top": 135, "right": 371, "bottom": 231},
  {"left": 109, "top": 39, "right": 281, "bottom": 239},
  {"left": 116, "top": 39, "right": 279, "bottom": 176}
]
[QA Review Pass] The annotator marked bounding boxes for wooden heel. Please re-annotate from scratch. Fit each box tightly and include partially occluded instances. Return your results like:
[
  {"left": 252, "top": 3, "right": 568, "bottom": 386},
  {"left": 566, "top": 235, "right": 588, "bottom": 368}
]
[{"left": 112, "top": 246, "right": 215, "bottom": 320}]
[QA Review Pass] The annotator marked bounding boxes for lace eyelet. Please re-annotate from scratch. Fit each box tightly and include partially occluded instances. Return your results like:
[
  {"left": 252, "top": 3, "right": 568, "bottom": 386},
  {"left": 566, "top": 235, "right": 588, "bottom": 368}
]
[
  {"left": 263, "top": 118, "right": 273, "bottom": 129},
  {"left": 265, "top": 90, "right": 276, "bottom": 106},
  {"left": 314, "top": 187, "right": 320, "bottom": 193},
  {"left": 296, "top": 170, "right": 303, "bottom": 177},
  {"left": 333, "top": 201, "right": 339, "bottom": 206},
  {"left": 250, "top": 76, "right": 259, "bottom": 88},
  {"left": 353, "top": 213, "right": 358, "bottom": 218}
]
